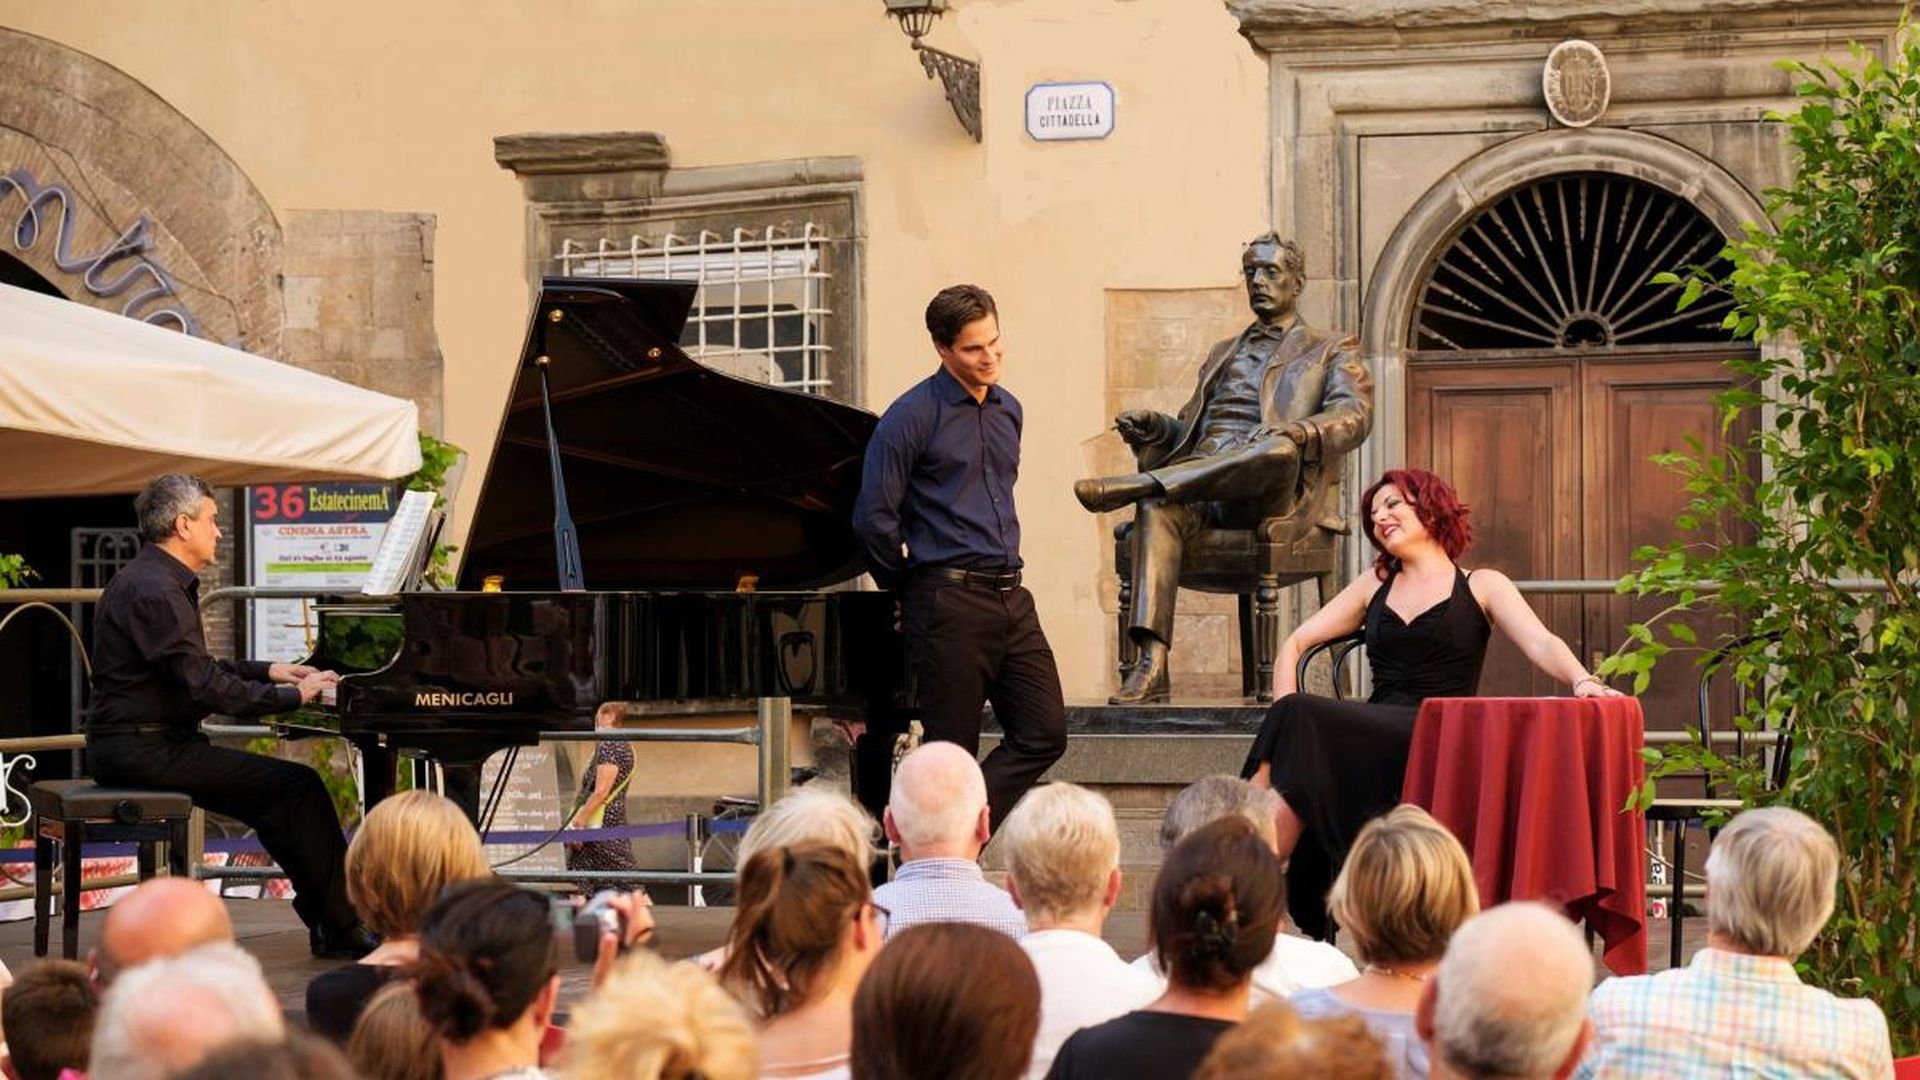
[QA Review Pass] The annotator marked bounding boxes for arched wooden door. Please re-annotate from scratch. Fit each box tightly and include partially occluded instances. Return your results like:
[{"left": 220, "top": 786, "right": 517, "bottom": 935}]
[{"left": 1403, "top": 173, "right": 1755, "bottom": 732}]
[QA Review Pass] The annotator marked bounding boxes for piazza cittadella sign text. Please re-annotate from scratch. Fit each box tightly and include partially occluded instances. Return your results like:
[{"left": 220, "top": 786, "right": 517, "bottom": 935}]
[{"left": 1025, "top": 82, "right": 1115, "bottom": 142}]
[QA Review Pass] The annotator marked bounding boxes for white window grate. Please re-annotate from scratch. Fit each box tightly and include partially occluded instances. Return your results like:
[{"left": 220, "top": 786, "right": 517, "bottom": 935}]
[{"left": 556, "top": 224, "right": 835, "bottom": 394}]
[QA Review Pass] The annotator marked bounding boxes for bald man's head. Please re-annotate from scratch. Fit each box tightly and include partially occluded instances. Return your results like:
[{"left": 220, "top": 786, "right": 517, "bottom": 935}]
[
  {"left": 885, "top": 741, "right": 990, "bottom": 859},
  {"left": 1422, "top": 903, "right": 1593, "bottom": 1080},
  {"left": 94, "top": 878, "right": 232, "bottom": 985}
]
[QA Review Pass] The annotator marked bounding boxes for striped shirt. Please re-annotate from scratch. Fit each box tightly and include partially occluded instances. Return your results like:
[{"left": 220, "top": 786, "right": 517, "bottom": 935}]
[
  {"left": 872, "top": 856, "right": 1027, "bottom": 941},
  {"left": 1575, "top": 947, "right": 1894, "bottom": 1079}
]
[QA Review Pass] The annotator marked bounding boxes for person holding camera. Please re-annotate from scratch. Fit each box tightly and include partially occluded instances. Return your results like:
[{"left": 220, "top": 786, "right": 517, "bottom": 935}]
[{"left": 411, "top": 880, "right": 562, "bottom": 1080}]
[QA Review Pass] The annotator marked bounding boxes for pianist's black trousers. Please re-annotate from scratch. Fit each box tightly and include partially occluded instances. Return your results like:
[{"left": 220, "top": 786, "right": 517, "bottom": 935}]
[
  {"left": 901, "top": 578, "right": 1067, "bottom": 832},
  {"left": 87, "top": 729, "right": 357, "bottom": 933}
]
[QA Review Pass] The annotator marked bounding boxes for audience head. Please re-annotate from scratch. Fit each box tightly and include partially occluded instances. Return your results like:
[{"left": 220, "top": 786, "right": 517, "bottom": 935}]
[
  {"left": 850, "top": 923, "right": 1040, "bottom": 1080},
  {"left": 1194, "top": 1002, "right": 1390, "bottom": 1080},
  {"left": 884, "top": 742, "right": 990, "bottom": 858},
  {"left": 174, "top": 1031, "right": 359, "bottom": 1080},
  {"left": 346, "top": 790, "right": 491, "bottom": 940},
  {"left": 563, "top": 951, "right": 757, "bottom": 1080},
  {"left": 1160, "top": 775, "right": 1281, "bottom": 852},
  {"left": 347, "top": 982, "right": 442, "bottom": 1080},
  {"left": 1149, "top": 816, "right": 1284, "bottom": 993},
  {"left": 89, "top": 943, "right": 283, "bottom": 1080},
  {"left": 1420, "top": 903, "right": 1592, "bottom": 1080},
  {"left": 719, "top": 842, "right": 878, "bottom": 1017},
  {"left": 736, "top": 787, "right": 877, "bottom": 872},
  {"left": 1361, "top": 469, "right": 1473, "bottom": 578},
  {"left": 412, "top": 880, "right": 561, "bottom": 1046},
  {"left": 1705, "top": 805, "right": 1840, "bottom": 958},
  {"left": 1329, "top": 804, "right": 1478, "bottom": 967},
  {"left": 93, "top": 876, "right": 233, "bottom": 985},
  {"left": 2, "top": 960, "right": 97, "bottom": 1080},
  {"left": 1000, "top": 782, "right": 1122, "bottom": 928}
]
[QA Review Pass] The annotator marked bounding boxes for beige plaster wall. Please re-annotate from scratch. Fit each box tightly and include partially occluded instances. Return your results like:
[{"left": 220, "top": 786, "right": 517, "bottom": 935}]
[{"left": 0, "top": 0, "right": 1272, "bottom": 700}]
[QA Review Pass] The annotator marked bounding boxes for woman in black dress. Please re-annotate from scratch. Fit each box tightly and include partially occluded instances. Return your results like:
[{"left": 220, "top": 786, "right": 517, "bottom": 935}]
[{"left": 1242, "top": 468, "right": 1621, "bottom": 938}]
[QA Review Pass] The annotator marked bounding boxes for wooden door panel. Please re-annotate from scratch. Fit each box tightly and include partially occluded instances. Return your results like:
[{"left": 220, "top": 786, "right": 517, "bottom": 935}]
[
  {"left": 1581, "top": 357, "right": 1752, "bottom": 743},
  {"left": 1407, "top": 363, "right": 1580, "bottom": 697}
]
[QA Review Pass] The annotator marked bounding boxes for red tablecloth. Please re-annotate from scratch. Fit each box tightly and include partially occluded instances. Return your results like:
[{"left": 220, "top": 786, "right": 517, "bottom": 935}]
[{"left": 1402, "top": 696, "right": 1647, "bottom": 975}]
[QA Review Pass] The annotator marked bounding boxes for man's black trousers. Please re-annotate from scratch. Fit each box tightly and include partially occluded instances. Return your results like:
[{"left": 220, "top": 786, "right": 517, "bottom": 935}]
[
  {"left": 87, "top": 730, "right": 356, "bottom": 932},
  {"left": 900, "top": 578, "right": 1067, "bottom": 831}
]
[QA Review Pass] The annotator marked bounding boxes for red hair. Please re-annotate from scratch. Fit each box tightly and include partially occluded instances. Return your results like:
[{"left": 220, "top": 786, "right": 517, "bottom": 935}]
[{"left": 1360, "top": 468, "right": 1473, "bottom": 580}]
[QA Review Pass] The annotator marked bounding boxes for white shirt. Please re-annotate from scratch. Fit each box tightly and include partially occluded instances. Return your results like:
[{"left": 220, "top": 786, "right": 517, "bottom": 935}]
[
  {"left": 1021, "top": 929, "right": 1162, "bottom": 1080},
  {"left": 1130, "top": 932, "right": 1357, "bottom": 1005}
]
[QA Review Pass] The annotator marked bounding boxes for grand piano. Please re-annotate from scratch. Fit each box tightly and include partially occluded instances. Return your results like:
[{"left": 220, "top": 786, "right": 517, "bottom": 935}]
[{"left": 281, "top": 278, "right": 907, "bottom": 818}]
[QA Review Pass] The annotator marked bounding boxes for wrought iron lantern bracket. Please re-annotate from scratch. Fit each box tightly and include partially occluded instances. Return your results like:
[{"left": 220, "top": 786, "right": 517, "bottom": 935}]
[
  {"left": 885, "top": 1, "right": 982, "bottom": 142},
  {"left": 911, "top": 41, "right": 982, "bottom": 141}
]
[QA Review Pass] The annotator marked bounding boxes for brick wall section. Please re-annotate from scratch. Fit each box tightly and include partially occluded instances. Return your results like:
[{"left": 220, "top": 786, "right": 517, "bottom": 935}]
[{"left": 281, "top": 210, "right": 443, "bottom": 435}]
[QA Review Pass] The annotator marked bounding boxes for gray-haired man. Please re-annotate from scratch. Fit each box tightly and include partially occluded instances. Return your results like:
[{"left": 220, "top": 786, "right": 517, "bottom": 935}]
[
  {"left": 86, "top": 474, "right": 371, "bottom": 958},
  {"left": 1575, "top": 807, "right": 1894, "bottom": 1078}
]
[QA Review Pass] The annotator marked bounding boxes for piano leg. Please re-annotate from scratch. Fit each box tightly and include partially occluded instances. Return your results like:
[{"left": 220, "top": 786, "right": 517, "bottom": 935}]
[
  {"left": 355, "top": 739, "right": 397, "bottom": 811},
  {"left": 440, "top": 762, "right": 485, "bottom": 824}
]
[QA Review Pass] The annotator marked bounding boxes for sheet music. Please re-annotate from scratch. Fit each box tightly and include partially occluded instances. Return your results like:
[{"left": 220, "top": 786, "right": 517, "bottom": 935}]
[{"left": 361, "top": 489, "right": 437, "bottom": 594}]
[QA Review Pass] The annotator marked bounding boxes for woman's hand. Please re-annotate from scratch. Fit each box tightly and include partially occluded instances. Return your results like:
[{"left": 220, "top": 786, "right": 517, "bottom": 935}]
[
  {"left": 589, "top": 889, "right": 657, "bottom": 989},
  {"left": 1572, "top": 675, "right": 1625, "bottom": 698}
]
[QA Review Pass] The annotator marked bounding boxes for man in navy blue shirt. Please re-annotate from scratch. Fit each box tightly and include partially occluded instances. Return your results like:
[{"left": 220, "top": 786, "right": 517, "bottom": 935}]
[{"left": 853, "top": 285, "right": 1066, "bottom": 830}]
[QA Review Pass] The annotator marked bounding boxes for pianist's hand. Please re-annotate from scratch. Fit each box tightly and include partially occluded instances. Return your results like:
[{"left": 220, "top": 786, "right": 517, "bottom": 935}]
[
  {"left": 294, "top": 671, "right": 337, "bottom": 704},
  {"left": 268, "top": 662, "right": 317, "bottom": 684},
  {"left": 590, "top": 889, "right": 657, "bottom": 990}
]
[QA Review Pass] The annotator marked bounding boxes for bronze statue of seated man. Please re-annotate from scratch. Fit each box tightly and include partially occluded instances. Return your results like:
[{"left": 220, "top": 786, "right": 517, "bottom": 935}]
[{"left": 1075, "top": 233, "right": 1372, "bottom": 704}]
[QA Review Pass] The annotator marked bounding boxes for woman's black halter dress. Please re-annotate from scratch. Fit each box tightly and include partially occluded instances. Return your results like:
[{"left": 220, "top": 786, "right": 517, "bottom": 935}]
[{"left": 1241, "top": 565, "right": 1491, "bottom": 938}]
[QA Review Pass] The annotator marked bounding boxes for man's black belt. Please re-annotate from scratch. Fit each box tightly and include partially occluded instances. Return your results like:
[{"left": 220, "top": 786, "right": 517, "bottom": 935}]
[
  {"left": 87, "top": 723, "right": 182, "bottom": 737},
  {"left": 917, "top": 566, "right": 1023, "bottom": 591}
]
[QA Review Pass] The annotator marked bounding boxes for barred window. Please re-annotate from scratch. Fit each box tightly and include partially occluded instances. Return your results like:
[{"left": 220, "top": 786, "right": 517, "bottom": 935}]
[{"left": 557, "top": 224, "right": 836, "bottom": 396}]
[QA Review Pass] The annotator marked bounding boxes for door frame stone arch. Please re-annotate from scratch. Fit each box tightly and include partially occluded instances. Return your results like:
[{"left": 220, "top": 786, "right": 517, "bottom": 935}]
[
  {"left": 0, "top": 26, "right": 283, "bottom": 349},
  {"left": 1359, "top": 127, "right": 1771, "bottom": 480}
]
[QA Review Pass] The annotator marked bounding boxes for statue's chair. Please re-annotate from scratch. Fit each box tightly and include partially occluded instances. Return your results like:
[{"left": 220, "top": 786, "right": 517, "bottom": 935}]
[{"left": 1114, "top": 519, "right": 1342, "bottom": 703}]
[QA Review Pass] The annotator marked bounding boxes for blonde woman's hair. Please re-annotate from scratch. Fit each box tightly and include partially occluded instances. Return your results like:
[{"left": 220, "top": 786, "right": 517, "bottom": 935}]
[
  {"left": 346, "top": 790, "right": 491, "bottom": 938},
  {"left": 562, "top": 952, "right": 758, "bottom": 1080},
  {"left": 736, "top": 787, "right": 876, "bottom": 870},
  {"left": 999, "top": 782, "right": 1120, "bottom": 924},
  {"left": 1328, "top": 804, "right": 1478, "bottom": 966},
  {"left": 346, "top": 982, "right": 441, "bottom": 1080}
]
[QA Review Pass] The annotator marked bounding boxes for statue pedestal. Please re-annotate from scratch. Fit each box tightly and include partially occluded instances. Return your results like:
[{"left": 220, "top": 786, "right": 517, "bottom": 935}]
[{"left": 979, "top": 701, "right": 1269, "bottom": 909}]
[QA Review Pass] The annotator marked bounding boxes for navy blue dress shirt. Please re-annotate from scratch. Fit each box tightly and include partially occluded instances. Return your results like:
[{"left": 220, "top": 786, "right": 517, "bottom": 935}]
[{"left": 853, "top": 366, "right": 1023, "bottom": 588}]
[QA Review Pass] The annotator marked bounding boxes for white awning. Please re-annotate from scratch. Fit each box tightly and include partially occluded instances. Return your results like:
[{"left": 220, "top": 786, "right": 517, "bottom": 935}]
[{"left": 0, "top": 283, "right": 423, "bottom": 498}]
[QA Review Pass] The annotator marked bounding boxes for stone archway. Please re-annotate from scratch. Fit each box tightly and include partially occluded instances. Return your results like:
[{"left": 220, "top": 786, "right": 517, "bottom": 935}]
[
  {"left": 1359, "top": 126, "right": 1770, "bottom": 477},
  {"left": 0, "top": 26, "right": 283, "bottom": 349}
]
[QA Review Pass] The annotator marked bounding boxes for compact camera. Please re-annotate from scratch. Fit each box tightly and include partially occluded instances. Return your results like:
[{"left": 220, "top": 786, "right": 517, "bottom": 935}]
[{"left": 570, "top": 890, "right": 628, "bottom": 963}]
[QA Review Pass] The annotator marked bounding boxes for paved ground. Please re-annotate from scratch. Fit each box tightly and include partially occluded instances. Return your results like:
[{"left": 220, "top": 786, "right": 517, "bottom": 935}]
[{"left": 0, "top": 897, "right": 1706, "bottom": 1023}]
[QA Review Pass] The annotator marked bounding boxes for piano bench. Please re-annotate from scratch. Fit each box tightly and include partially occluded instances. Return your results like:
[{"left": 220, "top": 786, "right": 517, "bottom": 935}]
[{"left": 30, "top": 779, "right": 195, "bottom": 960}]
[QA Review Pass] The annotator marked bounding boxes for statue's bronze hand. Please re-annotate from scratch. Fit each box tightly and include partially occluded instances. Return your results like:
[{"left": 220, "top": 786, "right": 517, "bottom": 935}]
[
  {"left": 1115, "top": 410, "right": 1170, "bottom": 447},
  {"left": 1252, "top": 420, "right": 1311, "bottom": 447}
]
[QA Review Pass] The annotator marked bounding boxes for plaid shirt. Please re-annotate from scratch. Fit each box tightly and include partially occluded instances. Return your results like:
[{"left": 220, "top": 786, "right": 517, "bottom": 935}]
[
  {"left": 1575, "top": 948, "right": 1894, "bottom": 1080},
  {"left": 872, "top": 856, "right": 1027, "bottom": 941}
]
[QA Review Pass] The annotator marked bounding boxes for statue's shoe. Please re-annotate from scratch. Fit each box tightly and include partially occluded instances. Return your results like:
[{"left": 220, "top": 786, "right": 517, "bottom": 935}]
[
  {"left": 1075, "top": 475, "right": 1156, "bottom": 513},
  {"left": 1109, "top": 646, "right": 1171, "bottom": 705}
]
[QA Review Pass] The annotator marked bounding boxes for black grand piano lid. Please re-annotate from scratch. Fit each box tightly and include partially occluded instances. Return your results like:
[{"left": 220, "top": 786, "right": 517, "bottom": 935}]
[{"left": 458, "top": 277, "right": 879, "bottom": 591}]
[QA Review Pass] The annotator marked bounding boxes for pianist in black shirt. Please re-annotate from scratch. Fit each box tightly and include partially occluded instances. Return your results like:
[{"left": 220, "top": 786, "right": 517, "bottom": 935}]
[
  {"left": 852, "top": 285, "right": 1067, "bottom": 831},
  {"left": 86, "top": 473, "right": 374, "bottom": 959}
]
